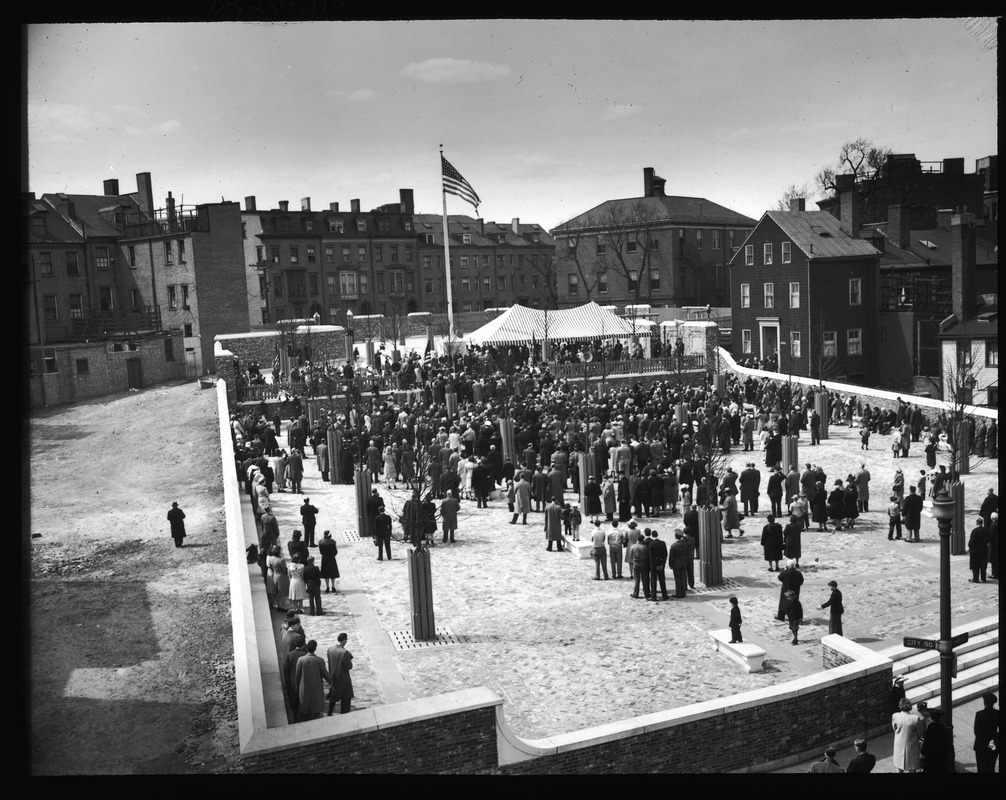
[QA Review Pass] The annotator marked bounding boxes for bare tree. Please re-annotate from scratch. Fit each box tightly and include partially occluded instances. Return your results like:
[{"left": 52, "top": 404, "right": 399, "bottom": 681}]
[
  {"left": 815, "top": 138, "right": 893, "bottom": 198},
  {"left": 941, "top": 341, "right": 993, "bottom": 476},
  {"left": 809, "top": 310, "right": 842, "bottom": 386},
  {"left": 597, "top": 201, "right": 669, "bottom": 305},
  {"left": 776, "top": 183, "right": 812, "bottom": 211},
  {"left": 552, "top": 221, "right": 606, "bottom": 302}
]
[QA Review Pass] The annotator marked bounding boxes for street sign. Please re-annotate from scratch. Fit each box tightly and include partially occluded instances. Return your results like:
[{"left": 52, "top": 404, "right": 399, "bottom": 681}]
[
  {"left": 951, "top": 632, "right": 969, "bottom": 647},
  {"left": 903, "top": 637, "right": 938, "bottom": 650}
]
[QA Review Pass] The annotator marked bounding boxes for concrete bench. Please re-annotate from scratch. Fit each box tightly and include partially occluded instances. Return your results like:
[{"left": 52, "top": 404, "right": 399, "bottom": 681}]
[
  {"left": 564, "top": 534, "right": 595, "bottom": 559},
  {"left": 708, "top": 629, "right": 766, "bottom": 673}
]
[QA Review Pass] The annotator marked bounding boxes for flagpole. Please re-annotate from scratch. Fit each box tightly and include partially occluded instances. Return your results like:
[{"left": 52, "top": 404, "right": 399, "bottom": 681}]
[{"left": 440, "top": 145, "right": 455, "bottom": 340}]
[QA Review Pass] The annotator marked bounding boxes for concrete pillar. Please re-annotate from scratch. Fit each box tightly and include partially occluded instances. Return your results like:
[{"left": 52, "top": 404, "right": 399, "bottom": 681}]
[
  {"left": 815, "top": 393, "right": 830, "bottom": 440},
  {"left": 953, "top": 423, "right": 971, "bottom": 475},
  {"left": 578, "top": 454, "right": 589, "bottom": 513},
  {"left": 713, "top": 374, "right": 727, "bottom": 396},
  {"left": 355, "top": 468, "right": 372, "bottom": 537},
  {"left": 327, "top": 429, "right": 341, "bottom": 485},
  {"left": 408, "top": 547, "right": 436, "bottom": 641},
  {"left": 499, "top": 417, "right": 516, "bottom": 465},
  {"left": 698, "top": 507, "right": 724, "bottom": 586},
  {"left": 446, "top": 391, "right": 458, "bottom": 419},
  {"left": 951, "top": 481, "right": 966, "bottom": 556},
  {"left": 781, "top": 435, "right": 799, "bottom": 475}
]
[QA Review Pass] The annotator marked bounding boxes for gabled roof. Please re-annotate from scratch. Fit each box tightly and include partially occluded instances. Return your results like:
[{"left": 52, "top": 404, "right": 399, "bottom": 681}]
[
  {"left": 40, "top": 192, "right": 144, "bottom": 239},
  {"left": 938, "top": 313, "right": 998, "bottom": 339},
  {"left": 25, "top": 197, "right": 84, "bottom": 243},
  {"left": 413, "top": 214, "right": 554, "bottom": 247},
  {"left": 553, "top": 194, "right": 755, "bottom": 233},
  {"left": 759, "top": 210, "right": 879, "bottom": 260}
]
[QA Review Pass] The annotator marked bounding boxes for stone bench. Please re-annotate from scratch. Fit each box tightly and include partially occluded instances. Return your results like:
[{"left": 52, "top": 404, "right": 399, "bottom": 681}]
[
  {"left": 564, "top": 534, "right": 595, "bottom": 559},
  {"left": 708, "top": 629, "right": 766, "bottom": 673}
]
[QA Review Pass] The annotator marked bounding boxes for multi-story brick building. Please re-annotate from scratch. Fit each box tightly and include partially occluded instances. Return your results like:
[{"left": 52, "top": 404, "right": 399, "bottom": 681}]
[
  {"left": 27, "top": 172, "right": 248, "bottom": 397},
  {"left": 728, "top": 198, "right": 881, "bottom": 386},
  {"left": 550, "top": 168, "right": 756, "bottom": 310}
]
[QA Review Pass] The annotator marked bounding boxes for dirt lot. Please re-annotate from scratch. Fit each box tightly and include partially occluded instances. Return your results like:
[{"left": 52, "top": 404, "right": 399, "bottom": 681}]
[{"left": 27, "top": 379, "right": 242, "bottom": 775}]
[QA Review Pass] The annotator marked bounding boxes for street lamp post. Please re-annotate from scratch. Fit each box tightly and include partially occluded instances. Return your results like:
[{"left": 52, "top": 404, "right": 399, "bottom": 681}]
[{"left": 931, "top": 485, "right": 958, "bottom": 772}]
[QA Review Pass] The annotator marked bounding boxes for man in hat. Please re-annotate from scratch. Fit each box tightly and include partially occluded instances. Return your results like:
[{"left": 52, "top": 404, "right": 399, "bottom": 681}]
[
  {"left": 807, "top": 746, "right": 842, "bottom": 773},
  {"left": 300, "top": 497, "right": 320, "bottom": 547},
  {"left": 669, "top": 531, "right": 691, "bottom": 598},
  {"left": 167, "top": 502, "right": 186, "bottom": 548},
  {"left": 973, "top": 691, "right": 999, "bottom": 773},
  {"left": 820, "top": 580, "right": 844, "bottom": 636},
  {"left": 648, "top": 529, "right": 669, "bottom": 601}
]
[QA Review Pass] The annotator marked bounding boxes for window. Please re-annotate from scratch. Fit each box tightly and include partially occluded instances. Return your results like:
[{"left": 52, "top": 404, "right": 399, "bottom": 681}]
[
  {"left": 531, "top": 276, "right": 539, "bottom": 290},
  {"left": 498, "top": 276, "right": 506, "bottom": 290},
  {"left": 847, "top": 328, "right": 862, "bottom": 356},
  {"left": 740, "top": 284, "right": 750, "bottom": 308},
  {"left": 461, "top": 277, "right": 471, "bottom": 293},
  {"left": 462, "top": 233, "right": 471, "bottom": 245},
  {"left": 308, "top": 274, "right": 319, "bottom": 296},
  {"left": 43, "top": 295, "right": 58, "bottom": 322},
  {"left": 329, "top": 219, "right": 344, "bottom": 233},
  {"left": 462, "top": 301, "right": 473, "bottom": 313},
  {"left": 741, "top": 329, "right": 752, "bottom": 354},
  {"left": 98, "top": 287, "right": 114, "bottom": 311},
  {"left": 183, "top": 324, "right": 192, "bottom": 337},
  {"left": 325, "top": 246, "right": 334, "bottom": 263},
  {"left": 390, "top": 245, "right": 399, "bottom": 262},
  {"left": 763, "top": 282, "right": 774, "bottom": 309},
  {"left": 178, "top": 240, "right": 186, "bottom": 263},
  {"left": 342, "top": 246, "right": 351, "bottom": 263},
  {"left": 305, "top": 220, "right": 314, "bottom": 232},
  {"left": 711, "top": 230, "right": 721, "bottom": 250},
  {"left": 763, "top": 243, "right": 773, "bottom": 265},
  {"left": 306, "top": 246, "right": 316, "bottom": 263},
  {"left": 822, "top": 332, "right": 837, "bottom": 357},
  {"left": 956, "top": 340, "right": 974, "bottom": 370},
  {"left": 359, "top": 274, "right": 369, "bottom": 295},
  {"left": 289, "top": 246, "right": 299, "bottom": 264},
  {"left": 270, "top": 246, "right": 281, "bottom": 263},
  {"left": 68, "top": 294, "right": 83, "bottom": 319},
  {"left": 460, "top": 256, "right": 469, "bottom": 268},
  {"left": 790, "top": 331, "right": 801, "bottom": 359},
  {"left": 628, "top": 270, "right": 639, "bottom": 292},
  {"left": 276, "top": 218, "right": 290, "bottom": 233},
  {"left": 356, "top": 220, "right": 367, "bottom": 232},
  {"left": 404, "top": 220, "right": 413, "bottom": 232},
  {"left": 482, "top": 277, "right": 490, "bottom": 292},
  {"left": 376, "top": 273, "right": 385, "bottom": 293},
  {"left": 31, "top": 216, "right": 46, "bottom": 236},
  {"left": 165, "top": 337, "right": 175, "bottom": 361},
  {"left": 96, "top": 247, "right": 110, "bottom": 269},
  {"left": 288, "top": 273, "right": 305, "bottom": 298},
  {"left": 849, "top": 278, "right": 862, "bottom": 306},
  {"left": 782, "top": 241, "right": 792, "bottom": 264},
  {"left": 340, "top": 272, "right": 358, "bottom": 297},
  {"left": 696, "top": 229, "right": 703, "bottom": 249},
  {"left": 481, "top": 255, "right": 488, "bottom": 268},
  {"left": 715, "top": 266, "right": 724, "bottom": 288},
  {"left": 168, "top": 285, "right": 177, "bottom": 310},
  {"left": 377, "top": 220, "right": 390, "bottom": 233},
  {"left": 358, "top": 246, "right": 367, "bottom": 263},
  {"left": 165, "top": 241, "right": 173, "bottom": 265},
  {"left": 425, "top": 278, "right": 434, "bottom": 293},
  {"left": 650, "top": 269, "right": 660, "bottom": 291},
  {"left": 729, "top": 231, "right": 737, "bottom": 250},
  {"left": 650, "top": 238, "right": 659, "bottom": 250},
  {"left": 789, "top": 282, "right": 800, "bottom": 308},
  {"left": 596, "top": 240, "right": 607, "bottom": 256},
  {"left": 274, "top": 275, "right": 283, "bottom": 298},
  {"left": 568, "top": 274, "right": 579, "bottom": 294},
  {"left": 627, "top": 232, "right": 637, "bottom": 254},
  {"left": 76, "top": 358, "right": 89, "bottom": 374},
  {"left": 67, "top": 251, "right": 80, "bottom": 276},
  {"left": 598, "top": 274, "right": 608, "bottom": 294},
  {"left": 131, "top": 289, "right": 141, "bottom": 311},
  {"left": 181, "top": 284, "right": 189, "bottom": 309},
  {"left": 987, "top": 339, "right": 999, "bottom": 367},
  {"left": 38, "top": 252, "right": 53, "bottom": 275},
  {"left": 497, "top": 234, "right": 506, "bottom": 245},
  {"left": 744, "top": 244, "right": 754, "bottom": 266},
  {"left": 425, "top": 234, "right": 436, "bottom": 245}
]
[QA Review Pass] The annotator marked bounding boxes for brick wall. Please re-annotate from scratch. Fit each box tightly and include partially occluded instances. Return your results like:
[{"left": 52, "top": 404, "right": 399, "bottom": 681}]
[{"left": 242, "top": 707, "right": 499, "bottom": 774}]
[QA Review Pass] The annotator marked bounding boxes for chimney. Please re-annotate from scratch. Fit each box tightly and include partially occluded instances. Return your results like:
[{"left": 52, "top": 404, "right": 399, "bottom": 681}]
[
  {"left": 836, "top": 174, "right": 861, "bottom": 238},
  {"left": 887, "top": 204, "right": 910, "bottom": 249},
  {"left": 936, "top": 208, "right": 953, "bottom": 230},
  {"left": 511, "top": 217, "right": 520, "bottom": 235},
  {"left": 301, "top": 197, "right": 311, "bottom": 212},
  {"left": 478, "top": 217, "right": 484, "bottom": 236},
  {"left": 399, "top": 188, "right": 414, "bottom": 215},
  {"left": 166, "top": 191, "right": 176, "bottom": 221},
  {"left": 245, "top": 196, "right": 257, "bottom": 212},
  {"left": 278, "top": 200, "right": 289, "bottom": 212},
  {"left": 644, "top": 167, "right": 655, "bottom": 197},
  {"left": 789, "top": 198, "right": 806, "bottom": 212},
  {"left": 942, "top": 158, "right": 964, "bottom": 175},
  {"left": 103, "top": 178, "right": 120, "bottom": 196},
  {"left": 951, "top": 212, "right": 977, "bottom": 322},
  {"left": 330, "top": 202, "right": 339, "bottom": 212},
  {"left": 136, "top": 172, "right": 154, "bottom": 218},
  {"left": 351, "top": 199, "right": 361, "bottom": 213}
]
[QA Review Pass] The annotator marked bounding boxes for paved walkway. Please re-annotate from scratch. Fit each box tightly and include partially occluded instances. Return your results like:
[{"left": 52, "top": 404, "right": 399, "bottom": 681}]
[{"left": 262, "top": 419, "right": 998, "bottom": 766}]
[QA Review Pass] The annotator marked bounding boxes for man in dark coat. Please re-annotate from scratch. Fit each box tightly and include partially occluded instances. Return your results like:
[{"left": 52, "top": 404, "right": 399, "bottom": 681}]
[
  {"left": 968, "top": 518, "right": 990, "bottom": 582},
  {"left": 647, "top": 530, "right": 669, "bottom": 601},
  {"left": 544, "top": 500, "right": 564, "bottom": 551},
  {"left": 374, "top": 505, "right": 393, "bottom": 561},
  {"left": 901, "top": 485, "right": 924, "bottom": 542},
  {"left": 820, "top": 580, "right": 844, "bottom": 636},
  {"left": 766, "top": 467, "right": 785, "bottom": 518},
  {"left": 300, "top": 497, "right": 320, "bottom": 547},
  {"left": 920, "top": 709, "right": 952, "bottom": 772},
  {"left": 326, "top": 633, "right": 354, "bottom": 716},
  {"left": 472, "top": 459, "right": 492, "bottom": 508},
  {"left": 845, "top": 739, "right": 876, "bottom": 773},
  {"left": 630, "top": 532, "right": 651, "bottom": 598},
  {"left": 167, "top": 502, "right": 186, "bottom": 548},
  {"left": 776, "top": 560, "right": 804, "bottom": 620},
  {"left": 740, "top": 463, "right": 761, "bottom": 516},
  {"left": 980, "top": 488, "right": 998, "bottom": 530},
  {"left": 669, "top": 532, "right": 691, "bottom": 599},
  {"left": 973, "top": 691, "right": 999, "bottom": 773}
]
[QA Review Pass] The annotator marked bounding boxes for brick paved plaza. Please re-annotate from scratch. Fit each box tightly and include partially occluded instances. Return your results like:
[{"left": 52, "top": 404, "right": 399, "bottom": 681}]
[{"left": 266, "top": 418, "right": 998, "bottom": 746}]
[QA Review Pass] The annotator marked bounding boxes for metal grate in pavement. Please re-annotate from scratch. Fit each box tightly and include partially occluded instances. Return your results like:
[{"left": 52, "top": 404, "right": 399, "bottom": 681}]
[
  {"left": 343, "top": 529, "right": 362, "bottom": 543},
  {"left": 388, "top": 626, "right": 468, "bottom": 652},
  {"left": 689, "top": 577, "right": 744, "bottom": 595}
]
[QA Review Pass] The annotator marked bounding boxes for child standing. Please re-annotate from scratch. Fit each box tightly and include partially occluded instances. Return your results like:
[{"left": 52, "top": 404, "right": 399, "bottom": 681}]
[
  {"left": 562, "top": 503, "right": 572, "bottom": 538},
  {"left": 860, "top": 427, "right": 870, "bottom": 450},
  {"left": 728, "top": 596, "right": 743, "bottom": 643},
  {"left": 570, "top": 503, "right": 582, "bottom": 541}
]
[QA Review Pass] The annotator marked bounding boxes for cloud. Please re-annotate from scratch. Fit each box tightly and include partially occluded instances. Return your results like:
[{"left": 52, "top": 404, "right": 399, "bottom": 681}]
[
  {"left": 28, "top": 101, "right": 114, "bottom": 132},
  {"left": 402, "top": 58, "right": 510, "bottom": 84},
  {"left": 348, "top": 89, "right": 378, "bottom": 102},
  {"left": 601, "top": 103, "right": 643, "bottom": 122},
  {"left": 152, "top": 120, "right": 182, "bottom": 134}
]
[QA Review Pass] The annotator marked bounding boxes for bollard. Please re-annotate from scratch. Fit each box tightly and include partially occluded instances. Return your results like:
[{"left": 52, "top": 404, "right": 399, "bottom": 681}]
[
  {"left": 355, "top": 468, "right": 373, "bottom": 537},
  {"left": 953, "top": 423, "right": 971, "bottom": 475},
  {"left": 781, "top": 435, "right": 799, "bottom": 475},
  {"left": 445, "top": 391, "right": 458, "bottom": 420},
  {"left": 713, "top": 374, "right": 727, "bottom": 396},
  {"left": 578, "top": 454, "right": 590, "bottom": 513},
  {"left": 951, "top": 481, "right": 966, "bottom": 556},
  {"left": 408, "top": 546, "right": 436, "bottom": 641},
  {"left": 698, "top": 507, "right": 724, "bottom": 586},
  {"left": 814, "top": 393, "right": 829, "bottom": 441},
  {"left": 328, "top": 429, "right": 341, "bottom": 485},
  {"left": 499, "top": 417, "right": 516, "bottom": 466}
]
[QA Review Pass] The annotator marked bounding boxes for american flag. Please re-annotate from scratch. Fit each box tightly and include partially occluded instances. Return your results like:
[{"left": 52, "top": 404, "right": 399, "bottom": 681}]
[{"left": 441, "top": 155, "right": 480, "bottom": 211}]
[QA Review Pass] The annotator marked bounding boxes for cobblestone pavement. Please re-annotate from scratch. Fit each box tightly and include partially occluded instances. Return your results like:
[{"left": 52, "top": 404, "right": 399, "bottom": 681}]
[{"left": 266, "top": 421, "right": 998, "bottom": 744}]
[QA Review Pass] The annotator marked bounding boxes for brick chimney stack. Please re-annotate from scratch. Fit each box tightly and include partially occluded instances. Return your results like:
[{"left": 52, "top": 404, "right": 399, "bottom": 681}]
[
  {"left": 351, "top": 198, "right": 361, "bottom": 213},
  {"left": 136, "top": 172, "right": 154, "bottom": 218},
  {"left": 330, "top": 202, "right": 339, "bottom": 212},
  {"left": 278, "top": 200, "right": 289, "bottom": 212},
  {"left": 936, "top": 208, "right": 953, "bottom": 230},
  {"left": 789, "top": 198, "right": 806, "bottom": 212},
  {"left": 399, "top": 188, "right": 414, "bottom": 215},
  {"left": 887, "top": 204, "right": 910, "bottom": 249},
  {"left": 511, "top": 217, "right": 520, "bottom": 234},
  {"left": 245, "top": 196, "right": 257, "bottom": 212},
  {"left": 837, "top": 174, "right": 861, "bottom": 238},
  {"left": 301, "top": 197, "right": 311, "bottom": 212},
  {"left": 166, "top": 191, "right": 176, "bottom": 221},
  {"left": 951, "top": 211, "right": 977, "bottom": 322},
  {"left": 103, "top": 178, "right": 120, "bottom": 196}
]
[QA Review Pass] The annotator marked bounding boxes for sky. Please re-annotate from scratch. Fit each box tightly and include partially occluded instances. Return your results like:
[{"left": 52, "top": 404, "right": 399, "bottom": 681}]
[{"left": 25, "top": 18, "right": 997, "bottom": 231}]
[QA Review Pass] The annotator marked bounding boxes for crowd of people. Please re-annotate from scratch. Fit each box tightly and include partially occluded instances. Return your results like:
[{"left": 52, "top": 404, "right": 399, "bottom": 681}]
[{"left": 225, "top": 341, "right": 998, "bottom": 728}]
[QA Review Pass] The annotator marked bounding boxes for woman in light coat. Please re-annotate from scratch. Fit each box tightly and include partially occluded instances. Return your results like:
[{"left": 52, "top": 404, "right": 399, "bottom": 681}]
[{"left": 891, "top": 698, "right": 923, "bottom": 772}]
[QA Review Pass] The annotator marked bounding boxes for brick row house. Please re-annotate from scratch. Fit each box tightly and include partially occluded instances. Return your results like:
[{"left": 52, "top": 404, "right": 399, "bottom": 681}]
[
  {"left": 550, "top": 168, "right": 756, "bottom": 311},
  {"left": 25, "top": 172, "right": 248, "bottom": 405},
  {"left": 728, "top": 198, "right": 881, "bottom": 386}
]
